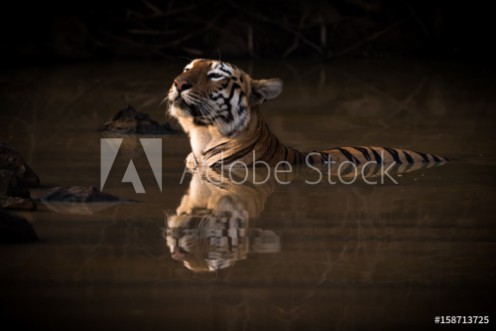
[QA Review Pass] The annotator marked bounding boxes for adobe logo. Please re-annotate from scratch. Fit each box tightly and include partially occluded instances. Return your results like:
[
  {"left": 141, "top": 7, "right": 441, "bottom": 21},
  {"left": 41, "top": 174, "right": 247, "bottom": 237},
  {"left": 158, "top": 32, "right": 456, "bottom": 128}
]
[{"left": 100, "top": 138, "right": 162, "bottom": 193}]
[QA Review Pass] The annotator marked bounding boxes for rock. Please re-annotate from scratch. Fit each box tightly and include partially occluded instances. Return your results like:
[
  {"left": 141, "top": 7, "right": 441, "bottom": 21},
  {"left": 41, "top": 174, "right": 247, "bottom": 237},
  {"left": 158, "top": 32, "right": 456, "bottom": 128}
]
[
  {"left": 42, "top": 186, "right": 120, "bottom": 202},
  {"left": 41, "top": 186, "right": 124, "bottom": 215},
  {"left": 0, "top": 145, "right": 38, "bottom": 210},
  {"left": 0, "top": 169, "right": 30, "bottom": 198},
  {"left": 0, "top": 196, "right": 36, "bottom": 210},
  {"left": 0, "top": 144, "right": 40, "bottom": 187},
  {"left": 103, "top": 105, "right": 176, "bottom": 134},
  {"left": 41, "top": 201, "right": 120, "bottom": 215},
  {"left": 0, "top": 210, "right": 38, "bottom": 243}
]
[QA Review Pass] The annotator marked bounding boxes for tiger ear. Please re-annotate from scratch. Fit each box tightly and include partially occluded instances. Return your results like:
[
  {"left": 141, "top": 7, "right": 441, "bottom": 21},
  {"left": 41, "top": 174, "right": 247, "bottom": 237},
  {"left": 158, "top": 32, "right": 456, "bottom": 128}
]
[{"left": 250, "top": 78, "right": 283, "bottom": 105}]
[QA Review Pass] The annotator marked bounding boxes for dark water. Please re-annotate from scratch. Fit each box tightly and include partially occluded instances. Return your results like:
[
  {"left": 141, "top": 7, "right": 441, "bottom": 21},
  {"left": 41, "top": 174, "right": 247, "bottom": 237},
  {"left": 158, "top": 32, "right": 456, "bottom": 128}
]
[{"left": 1, "top": 60, "right": 495, "bottom": 330}]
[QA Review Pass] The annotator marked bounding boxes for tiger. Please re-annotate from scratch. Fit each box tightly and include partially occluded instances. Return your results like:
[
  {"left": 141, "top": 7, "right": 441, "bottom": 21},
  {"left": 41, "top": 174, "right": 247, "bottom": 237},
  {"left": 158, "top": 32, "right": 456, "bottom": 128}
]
[{"left": 167, "top": 59, "right": 448, "bottom": 170}]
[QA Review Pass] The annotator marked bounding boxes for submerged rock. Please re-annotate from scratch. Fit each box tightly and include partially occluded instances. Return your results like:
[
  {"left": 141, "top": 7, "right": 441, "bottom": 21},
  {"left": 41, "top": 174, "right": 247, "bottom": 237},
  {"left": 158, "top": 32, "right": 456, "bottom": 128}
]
[
  {"left": 0, "top": 210, "right": 38, "bottom": 243},
  {"left": 0, "top": 144, "right": 40, "bottom": 187},
  {"left": 0, "top": 169, "right": 30, "bottom": 198},
  {"left": 42, "top": 186, "right": 120, "bottom": 202},
  {"left": 0, "top": 196, "right": 36, "bottom": 210},
  {"left": 41, "top": 186, "right": 125, "bottom": 215},
  {"left": 0, "top": 147, "right": 37, "bottom": 210},
  {"left": 103, "top": 105, "right": 176, "bottom": 134},
  {"left": 41, "top": 200, "right": 121, "bottom": 215}
]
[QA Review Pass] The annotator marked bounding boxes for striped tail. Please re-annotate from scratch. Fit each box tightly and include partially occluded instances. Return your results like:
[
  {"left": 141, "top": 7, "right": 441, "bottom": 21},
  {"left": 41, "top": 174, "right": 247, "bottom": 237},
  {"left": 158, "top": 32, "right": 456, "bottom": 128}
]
[{"left": 319, "top": 146, "right": 448, "bottom": 169}]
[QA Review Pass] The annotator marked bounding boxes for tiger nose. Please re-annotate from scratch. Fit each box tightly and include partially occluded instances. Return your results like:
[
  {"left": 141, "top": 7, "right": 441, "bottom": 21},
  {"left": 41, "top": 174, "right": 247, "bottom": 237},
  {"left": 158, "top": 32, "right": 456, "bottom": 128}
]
[{"left": 174, "top": 78, "right": 192, "bottom": 92}]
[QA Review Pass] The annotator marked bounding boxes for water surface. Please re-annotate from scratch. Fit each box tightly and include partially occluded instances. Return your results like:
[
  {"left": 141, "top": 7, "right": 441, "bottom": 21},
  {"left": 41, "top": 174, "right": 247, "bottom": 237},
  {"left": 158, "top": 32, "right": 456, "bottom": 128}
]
[{"left": 0, "top": 60, "right": 495, "bottom": 330}]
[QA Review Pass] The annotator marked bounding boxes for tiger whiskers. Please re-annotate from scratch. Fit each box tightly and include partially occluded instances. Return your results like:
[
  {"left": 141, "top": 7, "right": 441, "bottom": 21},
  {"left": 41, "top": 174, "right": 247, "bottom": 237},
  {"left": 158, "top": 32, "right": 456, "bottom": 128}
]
[{"left": 160, "top": 95, "right": 169, "bottom": 106}]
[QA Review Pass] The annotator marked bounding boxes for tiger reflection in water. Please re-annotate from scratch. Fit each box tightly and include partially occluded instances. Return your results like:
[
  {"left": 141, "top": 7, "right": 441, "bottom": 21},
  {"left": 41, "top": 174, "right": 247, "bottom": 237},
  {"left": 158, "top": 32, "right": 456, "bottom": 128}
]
[{"left": 165, "top": 168, "right": 281, "bottom": 272}]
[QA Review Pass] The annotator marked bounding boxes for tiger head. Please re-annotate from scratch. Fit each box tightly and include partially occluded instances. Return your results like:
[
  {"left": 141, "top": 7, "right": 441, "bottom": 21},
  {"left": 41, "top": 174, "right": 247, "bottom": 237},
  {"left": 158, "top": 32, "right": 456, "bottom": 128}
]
[{"left": 167, "top": 59, "right": 283, "bottom": 138}]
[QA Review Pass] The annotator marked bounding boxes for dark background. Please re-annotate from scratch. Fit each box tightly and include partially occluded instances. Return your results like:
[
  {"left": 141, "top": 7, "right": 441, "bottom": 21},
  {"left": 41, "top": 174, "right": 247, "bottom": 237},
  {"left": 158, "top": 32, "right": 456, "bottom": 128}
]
[{"left": 0, "top": 0, "right": 493, "bottom": 63}]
